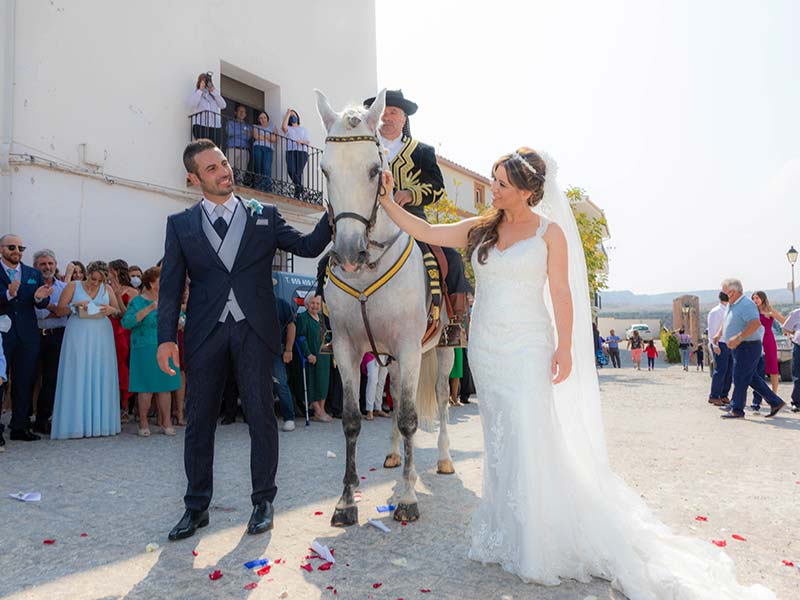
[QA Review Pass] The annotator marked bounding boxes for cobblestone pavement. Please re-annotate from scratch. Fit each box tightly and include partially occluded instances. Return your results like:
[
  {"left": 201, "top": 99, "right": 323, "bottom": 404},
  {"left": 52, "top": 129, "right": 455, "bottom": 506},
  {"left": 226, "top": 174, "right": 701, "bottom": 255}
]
[{"left": 1, "top": 359, "right": 798, "bottom": 599}]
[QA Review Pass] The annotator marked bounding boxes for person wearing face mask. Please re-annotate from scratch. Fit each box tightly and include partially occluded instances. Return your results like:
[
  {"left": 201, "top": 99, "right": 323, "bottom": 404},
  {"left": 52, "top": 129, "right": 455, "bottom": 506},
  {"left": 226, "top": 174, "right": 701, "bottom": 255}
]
[
  {"left": 707, "top": 290, "right": 732, "bottom": 406},
  {"left": 281, "top": 109, "right": 310, "bottom": 199},
  {"left": 32, "top": 249, "right": 69, "bottom": 435},
  {"left": 109, "top": 259, "right": 139, "bottom": 423},
  {"left": 129, "top": 266, "right": 143, "bottom": 290}
]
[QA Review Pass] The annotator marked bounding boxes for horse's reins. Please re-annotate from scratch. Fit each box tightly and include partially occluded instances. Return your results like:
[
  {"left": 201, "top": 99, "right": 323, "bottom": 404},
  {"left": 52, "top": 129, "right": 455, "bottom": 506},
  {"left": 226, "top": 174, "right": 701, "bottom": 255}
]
[{"left": 323, "top": 133, "right": 410, "bottom": 367}]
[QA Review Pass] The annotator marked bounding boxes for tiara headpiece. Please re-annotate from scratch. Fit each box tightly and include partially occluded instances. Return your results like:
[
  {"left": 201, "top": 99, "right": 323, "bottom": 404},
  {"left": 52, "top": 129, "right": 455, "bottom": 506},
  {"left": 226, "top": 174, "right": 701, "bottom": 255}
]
[{"left": 512, "top": 151, "right": 540, "bottom": 177}]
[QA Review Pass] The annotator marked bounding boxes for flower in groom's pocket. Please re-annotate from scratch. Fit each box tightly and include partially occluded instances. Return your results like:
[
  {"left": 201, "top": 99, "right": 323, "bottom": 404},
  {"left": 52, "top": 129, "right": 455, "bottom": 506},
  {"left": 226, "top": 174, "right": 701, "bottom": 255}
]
[{"left": 245, "top": 198, "right": 264, "bottom": 216}]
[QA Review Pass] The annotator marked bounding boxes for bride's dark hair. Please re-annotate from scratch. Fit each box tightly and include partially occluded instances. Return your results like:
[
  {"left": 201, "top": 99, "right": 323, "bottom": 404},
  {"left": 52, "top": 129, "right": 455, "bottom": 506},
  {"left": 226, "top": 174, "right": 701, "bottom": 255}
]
[{"left": 466, "top": 147, "right": 546, "bottom": 265}]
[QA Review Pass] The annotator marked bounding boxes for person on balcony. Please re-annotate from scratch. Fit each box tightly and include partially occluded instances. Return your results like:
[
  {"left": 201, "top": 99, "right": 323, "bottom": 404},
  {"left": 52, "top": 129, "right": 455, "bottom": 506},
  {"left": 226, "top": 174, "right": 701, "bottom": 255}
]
[
  {"left": 189, "top": 72, "right": 226, "bottom": 147},
  {"left": 282, "top": 109, "right": 310, "bottom": 199},
  {"left": 226, "top": 105, "right": 252, "bottom": 186},
  {"left": 253, "top": 111, "right": 277, "bottom": 193}
]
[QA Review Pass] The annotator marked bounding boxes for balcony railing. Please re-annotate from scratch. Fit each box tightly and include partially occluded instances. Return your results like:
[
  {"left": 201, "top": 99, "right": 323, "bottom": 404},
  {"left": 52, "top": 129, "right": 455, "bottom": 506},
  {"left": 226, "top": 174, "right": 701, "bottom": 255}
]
[{"left": 189, "top": 111, "right": 324, "bottom": 207}]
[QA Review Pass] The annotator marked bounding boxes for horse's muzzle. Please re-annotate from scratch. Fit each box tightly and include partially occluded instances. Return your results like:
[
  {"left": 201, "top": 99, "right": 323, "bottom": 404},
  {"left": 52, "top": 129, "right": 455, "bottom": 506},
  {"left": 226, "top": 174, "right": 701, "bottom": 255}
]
[{"left": 331, "top": 237, "right": 369, "bottom": 272}]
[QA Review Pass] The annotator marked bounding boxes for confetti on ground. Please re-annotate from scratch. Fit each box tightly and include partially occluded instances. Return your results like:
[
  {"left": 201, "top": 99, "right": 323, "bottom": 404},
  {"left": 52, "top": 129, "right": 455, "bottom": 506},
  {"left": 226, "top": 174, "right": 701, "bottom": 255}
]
[
  {"left": 369, "top": 467, "right": 377, "bottom": 471},
  {"left": 694, "top": 516, "right": 707, "bottom": 522},
  {"left": 243, "top": 582, "right": 258, "bottom": 590},
  {"left": 711, "top": 540, "right": 727, "bottom": 547},
  {"left": 80, "top": 533, "right": 88, "bottom": 537},
  {"left": 43, "top": 539, "right": 56, "bottom": 545},
  {"left": 300, "top": 564, "right": 313, "bottom": 572},
  {"left": 327, "top": 451, "right": 337, "bottom": 458},
  {"left": 244, "top": 558, "right": 270, "bottom": 569},
  {"left": 314, "top": 511, "right": 324, "bottom": 516},
  {"left": 208, "top": 570, "right": 223, "bottom": 580},
  {"left": 376, "top": 504, "right": 396, "bottom": 513},
  {"left": 731, "top": 534, "right": 746, "bottom": 541},
  {"left": 401, "top": 521, "right": 408, "bottom": 527},
  {"left": 782, "top": 560, "right": 795, "bottom": 567},
  {"left": 361, "top": 476, "right": 366, "bottom": 480},
  {"left": 257, "top": 565, "right": 271, "bottom": 576},
  {"left": 373, "top": 583, "right": 383, "bottom": 589},
  {"left": 318, "top": 561, "right": 333, "bottom": 571},
  {"left": 192, "top": 550, "right": 198, "bottom": 557},
  {"left": 420, "top": 589, "right": 431, "bottom": 593},
  {"left": 368, "top": 519, "right": 391, "bottom": 533},
  {"left": 390, "top": 557, "right": 408, "bottom": 567},
  {"left": 145, "top": 542, "right": 159, "bottom": 552}
]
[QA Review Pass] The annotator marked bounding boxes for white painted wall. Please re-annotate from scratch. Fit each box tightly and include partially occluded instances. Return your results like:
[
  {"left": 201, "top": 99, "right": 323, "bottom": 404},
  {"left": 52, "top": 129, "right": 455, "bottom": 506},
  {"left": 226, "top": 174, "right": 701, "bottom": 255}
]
[
  {"left": 2, "top": 0, "right": 377, "bottom": 275},
  {"left": 438, "top": 161, "right": 490, "bottom": 216}
]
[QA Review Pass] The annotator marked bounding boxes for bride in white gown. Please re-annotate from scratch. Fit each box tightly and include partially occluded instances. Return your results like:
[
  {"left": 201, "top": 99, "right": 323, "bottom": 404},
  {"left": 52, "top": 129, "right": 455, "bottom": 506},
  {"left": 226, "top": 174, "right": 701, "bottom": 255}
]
[{"left": 377, "top": 148, "right": 775, "bottom": 599}]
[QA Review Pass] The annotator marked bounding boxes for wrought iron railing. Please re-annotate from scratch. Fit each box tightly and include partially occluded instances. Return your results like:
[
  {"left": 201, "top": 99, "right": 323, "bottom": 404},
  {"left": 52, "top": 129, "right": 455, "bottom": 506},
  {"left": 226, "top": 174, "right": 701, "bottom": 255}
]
[{"left": 189, "top": 111, "right": 324, "bottom": 207}]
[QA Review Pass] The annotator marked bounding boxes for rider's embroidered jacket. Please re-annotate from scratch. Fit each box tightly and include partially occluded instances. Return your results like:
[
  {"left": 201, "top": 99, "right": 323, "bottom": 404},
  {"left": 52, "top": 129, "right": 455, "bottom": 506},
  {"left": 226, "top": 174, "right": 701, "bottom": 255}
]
[{"left": 388, "top": 136, "right": 445, "bottom": 220}]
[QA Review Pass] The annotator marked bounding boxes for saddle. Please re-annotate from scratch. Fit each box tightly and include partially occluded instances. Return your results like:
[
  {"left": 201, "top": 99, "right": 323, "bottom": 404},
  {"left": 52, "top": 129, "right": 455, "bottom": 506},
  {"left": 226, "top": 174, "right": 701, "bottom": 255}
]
[{"left": 421, "top": 244, "right": 467, "bottom": 348}]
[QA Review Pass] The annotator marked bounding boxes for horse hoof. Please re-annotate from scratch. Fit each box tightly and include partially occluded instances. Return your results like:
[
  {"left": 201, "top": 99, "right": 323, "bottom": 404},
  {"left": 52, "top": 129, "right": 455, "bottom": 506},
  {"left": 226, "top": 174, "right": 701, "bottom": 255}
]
[
  {"left": 393, "top": 503, "right": 419, "bottom": 522},
  {"left": 330, "top": 506, "right": 358, "bottom": 527},
  {"left": 383, "top": 453, "right": 401, "bottom": 469},
  {"left": 436, "top": 459, "right": 455, "bottom": 475}
]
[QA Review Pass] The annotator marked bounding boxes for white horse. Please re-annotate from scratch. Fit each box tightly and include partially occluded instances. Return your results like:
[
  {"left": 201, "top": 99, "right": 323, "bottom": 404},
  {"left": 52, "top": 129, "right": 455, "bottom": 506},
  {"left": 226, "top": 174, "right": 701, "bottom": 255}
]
[{"left": 315, "top": 89, "right": 455, "bottom": 526}]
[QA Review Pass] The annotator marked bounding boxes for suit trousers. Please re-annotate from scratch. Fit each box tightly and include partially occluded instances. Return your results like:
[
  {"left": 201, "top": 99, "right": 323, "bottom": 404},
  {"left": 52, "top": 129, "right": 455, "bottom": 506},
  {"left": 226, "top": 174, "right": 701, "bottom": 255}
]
[
  {"left": 2, "top": 331, "right": 40, "bottom": 432},
  {"left": 729, "top": 341, "right": 783, "bottom": 415},
  {"left": 35, "top": 328, "right": 65, "bottom": 428},
  {"left": 183, "top": 318, "right": 277, "bottom": 511}
]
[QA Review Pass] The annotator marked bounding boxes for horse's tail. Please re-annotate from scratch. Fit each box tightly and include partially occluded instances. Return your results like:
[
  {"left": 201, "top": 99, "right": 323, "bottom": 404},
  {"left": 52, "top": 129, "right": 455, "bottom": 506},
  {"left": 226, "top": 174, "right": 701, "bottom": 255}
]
[{"left": 416, "top": 347, "right": 439, "bottom": 431}]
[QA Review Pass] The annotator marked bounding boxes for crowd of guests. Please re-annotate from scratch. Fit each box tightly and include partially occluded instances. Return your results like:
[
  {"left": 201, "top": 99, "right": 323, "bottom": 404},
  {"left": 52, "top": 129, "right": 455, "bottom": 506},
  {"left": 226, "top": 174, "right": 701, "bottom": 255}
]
[
  {"left": 188, "top": 72, "right": 312, "bottom": 199},
  {"left": 592, "top": 325, "right": 660, "bottom": 371},
  {"left": 707, "top": 278, "right": 799, "bottom": 419}
]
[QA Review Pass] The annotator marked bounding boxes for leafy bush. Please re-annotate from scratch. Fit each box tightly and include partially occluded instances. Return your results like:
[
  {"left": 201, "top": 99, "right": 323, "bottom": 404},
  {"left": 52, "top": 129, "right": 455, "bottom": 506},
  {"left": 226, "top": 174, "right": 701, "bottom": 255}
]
[{"left": 660, "top": 327, "right": 681, "bottom": 363}]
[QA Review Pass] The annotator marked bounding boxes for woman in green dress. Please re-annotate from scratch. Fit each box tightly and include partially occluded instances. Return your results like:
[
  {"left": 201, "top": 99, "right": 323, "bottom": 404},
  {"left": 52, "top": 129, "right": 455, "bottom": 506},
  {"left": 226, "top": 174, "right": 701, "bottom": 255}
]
[
  {"left": 296, "top": 293, "right": 332, "bottom": 422},
  {"left": 121, "top": 266, "right": 182, "bottom": 436}
]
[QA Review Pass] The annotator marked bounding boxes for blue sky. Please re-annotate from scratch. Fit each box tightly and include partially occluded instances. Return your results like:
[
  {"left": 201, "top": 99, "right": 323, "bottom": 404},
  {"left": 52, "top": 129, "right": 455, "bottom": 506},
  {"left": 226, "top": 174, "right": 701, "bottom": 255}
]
[{"left": 376, "top": 0, "right": 800, "bottom": 295}]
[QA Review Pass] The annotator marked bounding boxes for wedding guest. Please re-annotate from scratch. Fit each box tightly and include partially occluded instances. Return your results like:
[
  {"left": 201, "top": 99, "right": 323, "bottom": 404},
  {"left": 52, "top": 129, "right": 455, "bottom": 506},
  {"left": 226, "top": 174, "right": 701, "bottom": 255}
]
[
  {"left": 692, "top": 343, "right": 705, "bottom": 372},
  {"left": 707, "top": 291, "right": 731, "bottom": 406},
  {"left": 675, "top": 328, "right": 693, "bottom": 371},
  {"left": 33, "top": 249, "right": 69, "bottom": 435},
  {"left": 282, "top": 108, "right": 310, "bottom": 199},
  {"left": 109, "top": 259, "right": 139, "bottom": 422},
  {"left": 716, "top": 278, "right": 786, "bottom": 419},
  {"left": 274, "top": 296, "right": 297, "bottom": 431},
  {"left": 67, "top": 260, "right": 87, "bottom": 281},
  {"left": 226, "top": 105, "right": 252, "bottom": 185},
  {"left": 645, "top": 340, "right": 658, "bottom": 371},
  {"left": 449, "top": 348, "right": 463, "bottom": 406},
  {"left": 296, "top": 293, "right": 331, "bottom": 421},
  {"left": 606, "top": 329, "right": 622, "bottom": 368},
  {"left": 751, "top": 291, "right": 784, "bottom": 394},
  {"left": 253, "top": 111, "right": 277, "bottom": 192},
  {"left": 122, "top": 266, "right": 182, "bottom": 437},
  {"left": 172, "top": 282, "right": 189, "bottom": 426},
  {"left": 189, "top": 72, "right": 225, "bottom": 146},
  {"left": 0, "top": 234, "right": 52, "bottom": 442},
  {"left": 362, "top": 352, "right": 389, "bottom": 420},
  {"left": 51, "top": 261, "right": 121, "bottom": 439},
  {"left": 627, "top": 329, "right": 644, "bottom": 370},
  {"left": 129, "top": 265, "right": 143, "bottom": 290},
  {"left": 781, "top": 306, "right": 800, "bottom": 412}
]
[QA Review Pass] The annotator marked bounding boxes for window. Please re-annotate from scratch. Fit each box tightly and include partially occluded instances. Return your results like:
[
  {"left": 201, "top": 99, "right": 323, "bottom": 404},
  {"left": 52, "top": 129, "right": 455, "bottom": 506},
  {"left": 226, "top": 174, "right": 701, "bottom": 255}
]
[
  {"left": 273, "top": 249, "right": 293, "bottom": 273},
  {"left": 474, "top": 182, "right": 486, "bottom": 210}
]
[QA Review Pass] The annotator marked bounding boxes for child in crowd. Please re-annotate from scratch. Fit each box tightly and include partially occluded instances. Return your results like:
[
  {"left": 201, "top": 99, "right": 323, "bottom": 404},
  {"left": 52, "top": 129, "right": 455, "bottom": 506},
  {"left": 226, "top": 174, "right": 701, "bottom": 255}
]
[
  {"left": 692, "top": 344, "right": 704, "bottom": 371},
  {"left": 645, "top": 340, "right": 658, "bottom": 371}
]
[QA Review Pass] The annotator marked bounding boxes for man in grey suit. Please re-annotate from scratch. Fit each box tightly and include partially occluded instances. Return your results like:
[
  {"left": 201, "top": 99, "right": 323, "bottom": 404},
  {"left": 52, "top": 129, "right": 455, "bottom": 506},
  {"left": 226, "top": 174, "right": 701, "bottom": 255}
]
[{"left": 157, "top": 139, "right": 331, "bottom": 540}]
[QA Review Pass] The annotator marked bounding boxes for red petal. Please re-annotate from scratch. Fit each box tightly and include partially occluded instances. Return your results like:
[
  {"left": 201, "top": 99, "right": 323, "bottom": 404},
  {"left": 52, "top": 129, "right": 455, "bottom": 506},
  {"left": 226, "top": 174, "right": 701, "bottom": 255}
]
[
  {"left": 80, "top": 533, "right": 88, "bottom": 537},
  {"left": 192, "top": 550, "right": 199, "bottom": 557},
  {"left": 274, "top": 558, "right": 283, "bottom": 564},
  {"left": 732, "top": 534, "right": 747, "bottom": 541},
  {"left": 373, "top": 583, "right": 383, "bottom": 589},
  {"left": 401, "top": 521, "right": 408, "bottom": 527},
  {"left": 314, "top": 511, "right": 324, "bottom": 516},
  {"left": 694, "top": 516, "right": 708, "bottom": 522},
  {"left": 300, "top": 563, "right": 313, "bottom": 572},
  {"left": 318, "top": 561, "right": 334, "bottom": 571},
  {"left": 369, "top": 467, "right": 377, "bottom": 471},
  {"left": 43, "top": 539, "right": 56, "bottom": 545},
  {"left": 208, "top": 570, "right": 223, "bottom": 580},
  {"left": 782, "top": 560, "right": 795, "bottom": 567},
  {"left": 257, "top": 565, "right": 271, "bottom": 576},
  {"left": 361, "top": 476, "right": 366, "bottom": 480},
  {"left": 712, "top": 540, "right": 727, "bottom": 547},
  {"left": 326, "top": 586, "right": 334, "bottom": 590},
  {"left": 420, "top": 589, "right": 432, "bottom": 593},
  {"left": 243, "top": 582, "right": 258, "bottom": 590}
]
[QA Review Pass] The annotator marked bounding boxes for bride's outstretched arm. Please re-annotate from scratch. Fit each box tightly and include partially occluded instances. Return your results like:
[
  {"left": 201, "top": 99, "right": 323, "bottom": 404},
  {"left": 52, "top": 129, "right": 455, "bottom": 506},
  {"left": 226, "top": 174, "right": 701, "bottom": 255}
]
[
  {"left": 546, "top": 223, "right": 573, "bottom": 384},
  {"left": 378, "top": 171, "right": 478, "bottom": 248}
]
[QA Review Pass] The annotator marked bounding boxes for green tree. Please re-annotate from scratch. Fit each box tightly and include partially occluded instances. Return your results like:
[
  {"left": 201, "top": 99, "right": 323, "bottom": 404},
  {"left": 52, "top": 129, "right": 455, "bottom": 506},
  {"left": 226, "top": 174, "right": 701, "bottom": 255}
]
[
  {"left": 425, "top": 191, "right": 478, "bottom": 289},
  {"left": 660, "top": 327, "right": 682, "bottom": 363},
  {"left": 565, "top": 186, "right": 609, "bottom": 300}
]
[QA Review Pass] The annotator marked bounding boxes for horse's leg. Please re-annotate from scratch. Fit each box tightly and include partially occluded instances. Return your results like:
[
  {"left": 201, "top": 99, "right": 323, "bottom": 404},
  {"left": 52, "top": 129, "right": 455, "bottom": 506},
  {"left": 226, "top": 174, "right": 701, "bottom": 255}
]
[
  {"left": 393, "top": 351, "right": 421, "bottom": 522},
  {"left": 384, "top": 360, "right": 402, "bottom": 469},
  {"left": 331, "top": 344, "right": 361, "bottom": 527},
  {"left": 436, "top": 347, "right": 456, "bottom": 475}
]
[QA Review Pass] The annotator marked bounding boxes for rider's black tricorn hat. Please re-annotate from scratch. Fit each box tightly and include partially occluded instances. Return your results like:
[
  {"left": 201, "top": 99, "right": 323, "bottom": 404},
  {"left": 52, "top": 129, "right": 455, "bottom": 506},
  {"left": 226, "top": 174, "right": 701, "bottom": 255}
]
[{"left": 363, "top": 89, "right": 418, "bottom": 116}]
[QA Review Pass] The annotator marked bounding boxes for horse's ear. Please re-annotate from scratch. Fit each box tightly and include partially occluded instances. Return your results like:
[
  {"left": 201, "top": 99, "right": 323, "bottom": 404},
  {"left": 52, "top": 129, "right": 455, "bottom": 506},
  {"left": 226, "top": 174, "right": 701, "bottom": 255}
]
[
  {"left": 365, "top": 88, "right": 386, "bottom": 133},
  {"left": 315, "top": 89, "right": 338, "bottom": 132}
]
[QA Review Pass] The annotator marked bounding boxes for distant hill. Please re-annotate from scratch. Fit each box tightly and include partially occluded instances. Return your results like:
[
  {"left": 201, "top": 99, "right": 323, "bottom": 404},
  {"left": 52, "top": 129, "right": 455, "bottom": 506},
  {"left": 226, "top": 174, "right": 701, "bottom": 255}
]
[{"left": 601, "top": 288, "right": 797, "bottom": 310}]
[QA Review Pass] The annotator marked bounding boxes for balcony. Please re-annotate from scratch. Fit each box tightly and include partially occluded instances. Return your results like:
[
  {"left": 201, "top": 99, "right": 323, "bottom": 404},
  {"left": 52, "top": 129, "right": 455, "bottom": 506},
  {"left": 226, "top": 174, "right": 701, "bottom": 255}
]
[{"left": 189, "top": 111, "right": 324, "bottom": 211}]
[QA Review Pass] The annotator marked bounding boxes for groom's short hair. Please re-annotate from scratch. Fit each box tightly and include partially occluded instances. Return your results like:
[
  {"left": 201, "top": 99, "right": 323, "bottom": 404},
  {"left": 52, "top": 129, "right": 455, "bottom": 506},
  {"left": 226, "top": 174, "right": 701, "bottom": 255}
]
[{"left": 183, "top": 139, "right": 218, "bottom": 175}]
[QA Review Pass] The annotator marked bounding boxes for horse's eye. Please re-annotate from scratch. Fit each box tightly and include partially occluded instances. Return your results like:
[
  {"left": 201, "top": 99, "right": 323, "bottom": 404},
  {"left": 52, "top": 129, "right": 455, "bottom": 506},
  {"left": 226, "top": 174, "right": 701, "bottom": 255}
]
[{"left": 369, "top": 165, "right": 380, "bottom": 179}]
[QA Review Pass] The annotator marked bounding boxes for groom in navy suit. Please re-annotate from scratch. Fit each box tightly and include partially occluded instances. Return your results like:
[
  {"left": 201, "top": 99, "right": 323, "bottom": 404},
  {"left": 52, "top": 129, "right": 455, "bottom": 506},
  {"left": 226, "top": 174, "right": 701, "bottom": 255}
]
[{"left": 157, "top": 139, "right": 332, "bottom": 540}]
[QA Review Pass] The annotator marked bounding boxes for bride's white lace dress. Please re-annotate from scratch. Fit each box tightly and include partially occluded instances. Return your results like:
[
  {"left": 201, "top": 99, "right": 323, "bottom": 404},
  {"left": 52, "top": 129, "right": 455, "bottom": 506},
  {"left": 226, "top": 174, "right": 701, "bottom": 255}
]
[{"left": 467, "top": 215, "right": 775, "bottom": 599}]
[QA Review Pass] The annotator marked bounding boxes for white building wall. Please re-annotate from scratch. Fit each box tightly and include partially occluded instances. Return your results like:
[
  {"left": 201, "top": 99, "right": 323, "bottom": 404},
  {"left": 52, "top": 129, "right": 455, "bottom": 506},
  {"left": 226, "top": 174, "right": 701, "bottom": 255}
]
[
  {"left": 2, "top": 0, "right": 377, "bottom": 275},
  {"left": 438, "top": 162, "right": 490, "bottom": 216}
]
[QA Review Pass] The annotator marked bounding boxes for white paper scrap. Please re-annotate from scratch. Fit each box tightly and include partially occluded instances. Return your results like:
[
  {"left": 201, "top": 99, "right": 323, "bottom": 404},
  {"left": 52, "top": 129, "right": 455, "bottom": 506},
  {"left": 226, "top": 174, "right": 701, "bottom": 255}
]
[
  {"left": 8, "top": 491, "right": 41, "bottom": 502},
  {"left": 368, "top": 519, "right": 391, "bottom": 533},
  {"left": 326, "top": 451, "right": 336, "bottom": 458},
  {"left": 310, "top": 540, "right": 336, "bottom": 564}
]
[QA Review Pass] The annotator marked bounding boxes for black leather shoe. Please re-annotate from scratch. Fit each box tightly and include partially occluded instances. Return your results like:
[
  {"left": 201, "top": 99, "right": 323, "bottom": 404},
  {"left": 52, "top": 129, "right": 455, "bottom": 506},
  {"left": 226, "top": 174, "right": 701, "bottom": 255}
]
[
  {"left": 247, "top": 502, "right": 274, "bottom": 535},
  {"left": 168, "top": 509, "right": 209, "bottom": 541},
  {"left": 10, "top": 429, "right": 41, "bottom": 441},
  {"left": 33, "top": 423, "right": 51, "bottom": 435},
  {"left": 766, "top": 402, "right": 786, "bottom": 418},
  {"left": 220, "top": 414, "right": 236, "bottom": 425},
  {"left": 0, "top": 432, "right": 5, "bottom": 451}
]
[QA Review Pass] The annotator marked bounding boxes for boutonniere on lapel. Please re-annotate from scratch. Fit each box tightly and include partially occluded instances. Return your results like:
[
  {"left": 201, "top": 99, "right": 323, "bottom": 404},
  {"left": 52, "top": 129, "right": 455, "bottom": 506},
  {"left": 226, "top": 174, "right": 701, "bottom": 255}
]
[{"left": 245, "top": 198, "right": 264, "bottom": 216}]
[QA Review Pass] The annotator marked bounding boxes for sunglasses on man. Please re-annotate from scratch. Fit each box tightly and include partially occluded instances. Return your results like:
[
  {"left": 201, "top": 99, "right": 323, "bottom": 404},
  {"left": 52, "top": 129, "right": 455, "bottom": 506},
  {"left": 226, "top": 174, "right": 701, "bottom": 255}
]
[{"left": 1, "top": 244, "right": 26, "bottom": 252}]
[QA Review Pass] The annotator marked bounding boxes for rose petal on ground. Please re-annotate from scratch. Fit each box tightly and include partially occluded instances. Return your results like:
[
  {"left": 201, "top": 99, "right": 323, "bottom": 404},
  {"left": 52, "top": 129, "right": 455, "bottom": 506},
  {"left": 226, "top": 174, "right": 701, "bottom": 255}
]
[
  {"left": 300, "top": 563, "right": 313, "bottom": 572},
  {"left": 318, "top": 561, "right": 333, "bottom": 571},
  {"left": 373, "top": 583, "right": 383, "bottom": 589},
  {"left": 43, "top": 539, "right": 56, "bottom": 545},
  {"left": 257, "top": 565, "right": 271, "bottom": 576},
  {"left": 361, "top": 476, "right": 366, "bottom": 480},
  {"left": 192, "top": 550, "right": 198, "bottom": 556},
  {"left": 731, "top": 534, "right": 746, "bottom": 541},
  {"left": 401, "top": 521, "right": 408, "bottom": 527},
  {"left": 694, "top": 516, "right": 707, "bottom": 522},
  {"left": 208, "top": 570, "right": 223, "bottom": 580},
  {"left": 80, "top": 533, "right": 88, "bottom": 537},
  {"left": 274, "top": 558, "right": 283, "bottom": 564},
  {"left": 711, "top": 540, "right": 726, "bottom": 547},
  {"left": 243, "top": 582, "right": 258, "bottom": 590},
  {"left": 782, "top": 560, "right": 795, "bottom": 567},
  {"left": 369, "top": 467, "right": 377, "bottom": 471},
  {"left": 420, "top": 589, "right": 431, "bottom": 593},
  {"left": 314, "top": 511, "right": 323, "bottom": 516},
  {"left": 326, "top": 586, "right": 334, "bottom": 590}
]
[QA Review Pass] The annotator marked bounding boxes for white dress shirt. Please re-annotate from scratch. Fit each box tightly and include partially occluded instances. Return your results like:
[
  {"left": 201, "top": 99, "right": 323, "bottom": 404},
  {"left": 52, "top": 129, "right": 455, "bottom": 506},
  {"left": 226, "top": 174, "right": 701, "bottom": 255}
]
[
  {"left": 707, "top": 302, "right": 729, "bottom": 344},
  {"left": 782, "top": 308, "right": 800, "bottom": 346},
  {"left": 189, "top": 88, "right": 227, "bottom": 128},
  {"left": 380, "top": 134, "right": 404, "bottom": 163},
  {"left": 202, "top": 195, "right": 239, "bottom": 225}
]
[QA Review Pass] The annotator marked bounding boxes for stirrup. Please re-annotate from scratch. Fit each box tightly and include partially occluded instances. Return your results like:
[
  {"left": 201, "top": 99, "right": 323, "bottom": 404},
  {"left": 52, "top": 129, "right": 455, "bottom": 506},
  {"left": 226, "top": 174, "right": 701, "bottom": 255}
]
[
  {"left": 319, "top": 329, "right": 334, "bottom": 355},
  {"left": 438, "top": 322, "right": 466, "bottom": 348}
]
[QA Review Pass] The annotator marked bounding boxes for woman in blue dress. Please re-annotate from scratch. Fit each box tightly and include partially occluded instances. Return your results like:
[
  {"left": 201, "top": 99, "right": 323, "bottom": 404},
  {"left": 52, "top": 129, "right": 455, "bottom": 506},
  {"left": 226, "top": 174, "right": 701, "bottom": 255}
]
[
  {"left": 121, "top": 266, "right": 182, "bottom": 437},
  {"left": 51, "top": 261, "right": 121, "bottom": 439}
]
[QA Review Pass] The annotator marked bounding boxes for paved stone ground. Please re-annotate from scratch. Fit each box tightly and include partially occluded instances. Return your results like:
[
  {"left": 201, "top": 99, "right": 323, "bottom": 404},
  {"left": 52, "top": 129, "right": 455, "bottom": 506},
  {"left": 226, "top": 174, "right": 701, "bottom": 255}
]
[{"left": 1, "top": 356, "right": 798, "bottom": 600}]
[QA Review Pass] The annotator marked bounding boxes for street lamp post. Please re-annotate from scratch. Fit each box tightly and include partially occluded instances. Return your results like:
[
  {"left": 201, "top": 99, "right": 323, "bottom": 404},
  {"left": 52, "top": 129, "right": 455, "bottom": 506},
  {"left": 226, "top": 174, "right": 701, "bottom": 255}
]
[
  {"left": 682, "top": 303, "right": 690, "bottom": 330},
  {"left": 788, "top": 246, "right": 798, "bottom": 306}
]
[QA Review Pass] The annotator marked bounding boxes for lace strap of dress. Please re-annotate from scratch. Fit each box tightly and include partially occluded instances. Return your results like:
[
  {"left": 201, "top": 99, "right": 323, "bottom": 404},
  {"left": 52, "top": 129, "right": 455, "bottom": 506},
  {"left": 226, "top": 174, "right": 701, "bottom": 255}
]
[{"left": 536, "top": 216, "right": 550, "bottom": 238}]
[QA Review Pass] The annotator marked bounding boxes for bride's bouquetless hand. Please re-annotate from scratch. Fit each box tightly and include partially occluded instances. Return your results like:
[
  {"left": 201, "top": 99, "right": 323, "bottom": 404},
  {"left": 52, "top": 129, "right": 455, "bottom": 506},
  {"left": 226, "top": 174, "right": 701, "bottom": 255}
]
[
  {"left": 551, "top": 346, "right": 572, "bottom": 384},
  {"left": 378, "top": 170, "right": 395, "bottom": 207}
]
